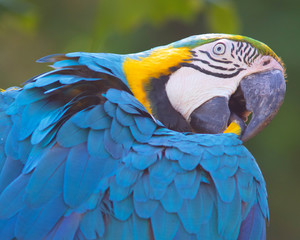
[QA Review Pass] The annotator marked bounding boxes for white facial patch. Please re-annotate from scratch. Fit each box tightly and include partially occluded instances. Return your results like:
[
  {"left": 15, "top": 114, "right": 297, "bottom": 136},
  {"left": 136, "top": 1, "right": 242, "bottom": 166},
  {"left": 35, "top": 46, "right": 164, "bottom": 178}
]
[
  {"left": 165, "top": 67, "right": 240, "bottom": 120},
  {"left": 165, "top": 39, "right": 261, "bottom": 120}
]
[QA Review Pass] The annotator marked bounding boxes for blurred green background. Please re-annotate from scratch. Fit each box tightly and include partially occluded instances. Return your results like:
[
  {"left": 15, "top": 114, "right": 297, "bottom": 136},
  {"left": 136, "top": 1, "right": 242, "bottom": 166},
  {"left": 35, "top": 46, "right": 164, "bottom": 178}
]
[{"left": 0, "top": 0, "right": 299, "bottom": 239}]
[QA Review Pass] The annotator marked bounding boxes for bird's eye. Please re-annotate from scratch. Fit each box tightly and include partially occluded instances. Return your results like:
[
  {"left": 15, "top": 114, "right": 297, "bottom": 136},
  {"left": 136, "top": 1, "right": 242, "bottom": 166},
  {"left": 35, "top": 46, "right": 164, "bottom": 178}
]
[{"left": 213, "top": 43, "right": 226, "bottom": 55}]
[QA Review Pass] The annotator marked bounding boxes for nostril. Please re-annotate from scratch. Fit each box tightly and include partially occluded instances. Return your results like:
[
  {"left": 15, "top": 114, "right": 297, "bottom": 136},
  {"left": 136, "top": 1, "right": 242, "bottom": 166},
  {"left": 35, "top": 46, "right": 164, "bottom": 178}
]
[{"left": 263, "top": 60, "right": 270, "bottom": 66}]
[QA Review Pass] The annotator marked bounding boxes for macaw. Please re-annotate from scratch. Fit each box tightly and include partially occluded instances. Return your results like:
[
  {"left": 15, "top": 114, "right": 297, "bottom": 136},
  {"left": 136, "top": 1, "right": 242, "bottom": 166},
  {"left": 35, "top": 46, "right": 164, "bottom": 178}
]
[{"left": 0, "top": 34, "right": 285, "bottom": 240}]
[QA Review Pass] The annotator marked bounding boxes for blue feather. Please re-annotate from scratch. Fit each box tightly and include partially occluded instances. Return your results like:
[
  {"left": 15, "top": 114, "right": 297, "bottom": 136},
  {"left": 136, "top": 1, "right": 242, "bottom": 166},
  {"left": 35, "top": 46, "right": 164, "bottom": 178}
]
[
  {"left": 134, "top": 116, "right": 156, "bottom": 135},
  {"left": 165, "top": 147, "right": 184, "bottom": 161},
  {"left": 71, "top": 109, "right": 89, "bottom": 128},
  {"left": 110, "top": 118, "right": 123, "bottom": 142},
  {"left": 18, "top": 138, "right": 32, "bottom": 164},
  {"left": 0, "top": 156, "right": 23, "bottom": 193},
  {"left": 33, "top": 73, "right": 65, "bottom": 87},
  {"left": 212, "top": 173, "right": 236, "bottom": 203},
  {"left": 257, "top": 184, "right": 269, "bottom": 218},
  {"left": 102, "top": 216, "right": 132, "bottom": 240},
  {"left": 0, "top": 215, "right": 17, "bottom": 240},
  {"left": 160, "top": 183, "right": 182, "bottom": 213},
  {"left": 173, "top": 222, "right": 197, "bottom": 240},
  {"left": 80, "top": 209, "right": 105, "bottom": 239},
  {"left": 133, "top": 177, "right": 148, "bottom": 202},
  {"left": 217, "top": 185, "right": 241, "bottom": 239},
  {"left": 15, "top": 194, "right": 67, "bottom": 240},
  {"left": 31, "top": 122, "right": 57, "bottom": 145},
  {"left": 86, "top": 105, "right": 112, "bottom": 130},
  {"left": 87, "top": 130, "right": 110, "bottom": 158},
  {"left": 52, "top": 59, "right": 81, "bottom": 67},
  {"left": 104, "top": 129, "right": 123, "bottom": 159},
  {"left": 37, "top": 106, "right": 69, "bottom": 131},
  {"left": 109, "top": 177, "right": 132, "bottom": 201},
  {"left": 132, "top": 212, "right": 152, "bottom": 240},
  {"left": 65, "top": 148, "right": 113, "bottom": 208},
  {"left": 131, "top": 151, "right": 157, "bottom": 170},
  {"left": 56, "top": 119, "right": 88, "bottom": 147},
  {"left": 238, "top": 203, "right": 265, "bottom": 240},
  {"left": 14, "top": 88, "right": 46, "bottom": 105},
  {"left": 116, "top": 165, "right": 140, "bottom": 187},
  {"left": 148, "top": 156, "right": 175, "bottom": 185},
  {"left": 174, "top": 170, "right": 197, "bottom": 189},
  {"left": 150, "top": 203, "right": 180, "bottom": 240},
  {"left": 4, "top": 115, "right": 21, "bottom": 159},
  {"left": 201, "top": 150, "right": 220, "bottom": 172},
  {"left": 175, "top": 172, "right": 202, "bottom": 199},
  {"left": 113, "top": 195, "right": 133, "bottom": 221},
  {"left": 64, "top": 143, "right": 89, "bottom": 207},
  {"left": 67, "top": 193, "right": 100, "bottom": 215},
  {"left": 148, "top": 177, "right": 168, "bottom": 200},
  {"left": 116, "top": 107, "right": 135, "bottom": 126},
  {"left": 134, "top": 198, "right": 159, "bottom": 218},
  {"left": 178, "top": 183, "right": 214, "bottom": 234},
  {"left": 50, "top": 213, "right": 81, "bottom": 240},
  {"left": 171, "top": 161, "right": 187, "bottom": 173},
  {"left": 178, "top": 153, "right": 200, "bottom": 170},
  {"left": 130, "top": 124, "right": 152, "bottom": 143},
  {"left": 132, "top": 143, "right": 161, "bottom": 155},
  {"left": 24, "top": 146, "right": 68, "bottom": 207},
  {"left": 118, "top": 103, "right": 141, "bottom": 115},
  {"left": 0, "top": 174, "right": 30, "bottom": 218},
  {"left": 104, "top": 101, "right": 117, "bottom": 118}
]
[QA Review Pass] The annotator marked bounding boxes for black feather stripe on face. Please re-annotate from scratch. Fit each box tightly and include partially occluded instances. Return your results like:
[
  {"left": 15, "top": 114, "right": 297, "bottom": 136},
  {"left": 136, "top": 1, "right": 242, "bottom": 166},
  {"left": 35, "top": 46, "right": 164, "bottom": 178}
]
[{"left": 146, "top": 75, "right": 191, "bottom": 132}]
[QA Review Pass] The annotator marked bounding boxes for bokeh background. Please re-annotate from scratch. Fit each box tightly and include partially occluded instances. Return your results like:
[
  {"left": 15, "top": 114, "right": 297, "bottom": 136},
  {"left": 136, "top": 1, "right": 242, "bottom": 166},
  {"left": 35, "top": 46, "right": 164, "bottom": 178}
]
[{"left": 0, "top": 0, "right": 299, "bottom": 239}]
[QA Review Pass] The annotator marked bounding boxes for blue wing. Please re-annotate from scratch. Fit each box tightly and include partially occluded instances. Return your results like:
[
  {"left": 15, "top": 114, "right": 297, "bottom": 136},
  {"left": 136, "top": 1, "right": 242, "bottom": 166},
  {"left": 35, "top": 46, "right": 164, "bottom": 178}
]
[{"left": 0, "top": 53, "right": 268, "bottom": 240}]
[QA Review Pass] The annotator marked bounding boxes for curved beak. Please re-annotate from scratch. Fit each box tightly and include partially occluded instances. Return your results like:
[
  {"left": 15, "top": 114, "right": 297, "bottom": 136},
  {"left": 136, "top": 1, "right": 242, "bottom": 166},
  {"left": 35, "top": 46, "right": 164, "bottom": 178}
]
[
  {"left": 189, "top": 69, "right": 286, "bottom": 142},
  {"left": 240, "top": 69, "right": 286, "bottom": 142}
]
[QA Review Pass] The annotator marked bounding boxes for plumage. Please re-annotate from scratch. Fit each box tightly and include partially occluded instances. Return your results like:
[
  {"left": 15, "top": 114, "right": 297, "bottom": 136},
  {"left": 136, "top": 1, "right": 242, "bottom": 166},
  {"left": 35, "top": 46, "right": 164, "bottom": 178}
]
[{"left": 0, "top": 33, "right": 286, "bottom": 239}]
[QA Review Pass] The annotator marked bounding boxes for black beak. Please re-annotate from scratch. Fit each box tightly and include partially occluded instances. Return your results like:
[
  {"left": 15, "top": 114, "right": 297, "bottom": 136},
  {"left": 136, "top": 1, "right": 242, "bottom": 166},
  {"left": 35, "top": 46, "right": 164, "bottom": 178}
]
[
  {"left": 189, "top": 69, "right": 286, "bottom": 141},
  {"left": 239, "top": 69, "right": 286, "bottom": 142}
]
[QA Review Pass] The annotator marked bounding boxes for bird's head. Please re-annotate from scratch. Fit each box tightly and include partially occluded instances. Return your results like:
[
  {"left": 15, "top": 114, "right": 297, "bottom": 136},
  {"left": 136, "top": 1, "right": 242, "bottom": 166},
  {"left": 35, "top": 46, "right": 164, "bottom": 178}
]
[{"left": 123, "top": 34, "right": 286, "bottom": 141}]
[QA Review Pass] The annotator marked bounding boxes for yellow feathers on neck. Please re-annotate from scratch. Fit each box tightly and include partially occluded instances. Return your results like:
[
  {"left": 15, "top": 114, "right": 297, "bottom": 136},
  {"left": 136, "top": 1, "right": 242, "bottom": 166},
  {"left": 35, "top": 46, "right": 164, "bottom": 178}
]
[
  {"left": 223, "top": 121, "right": 242, "bottom": 136},
  {"left": 123, "top": 47, "right": 192, "bottom": 114}
]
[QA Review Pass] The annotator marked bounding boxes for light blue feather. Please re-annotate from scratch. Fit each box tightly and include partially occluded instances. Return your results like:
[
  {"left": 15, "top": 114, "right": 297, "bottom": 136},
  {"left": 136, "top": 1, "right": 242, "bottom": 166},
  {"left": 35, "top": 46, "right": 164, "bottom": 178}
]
[
  {"left": 80, "top": 208, "right": 105, "bottom": 239},
  {"left": 151, "top": 203, "right": 180, "bottom": 240}
]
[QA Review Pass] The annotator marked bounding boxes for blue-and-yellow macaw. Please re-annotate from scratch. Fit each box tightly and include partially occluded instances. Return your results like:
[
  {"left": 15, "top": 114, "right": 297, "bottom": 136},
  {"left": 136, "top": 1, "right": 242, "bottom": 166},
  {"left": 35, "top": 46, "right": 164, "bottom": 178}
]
[{"left": 0, "top": 34, "right": 286, "bottom": 240}]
